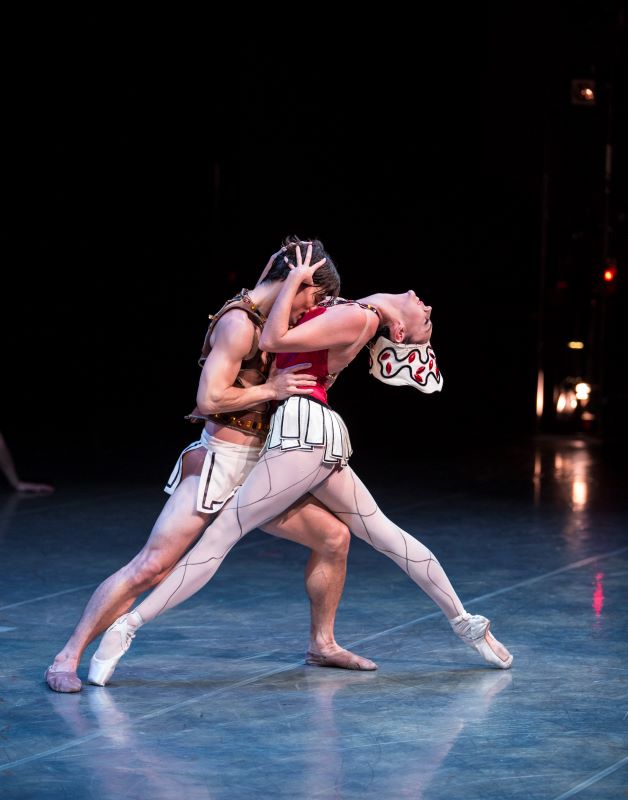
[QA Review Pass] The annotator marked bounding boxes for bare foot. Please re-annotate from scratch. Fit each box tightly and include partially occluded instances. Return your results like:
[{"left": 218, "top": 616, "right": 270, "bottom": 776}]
[
  {"left": 306, "top": 646, "right": 378, "bottom": 671},
  {"left": 45, "top": 662, "right": 82, "bottom": 693}
]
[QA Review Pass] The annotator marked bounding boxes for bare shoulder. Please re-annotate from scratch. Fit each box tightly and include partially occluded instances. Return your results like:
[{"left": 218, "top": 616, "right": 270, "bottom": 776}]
[
  {"left": 322, "top": 303, "right": 370, "bottom": 328},
  {"left": 214, "top": 307, "right": 255, "bottom": 334},
  {"left": 211, "top": 308, "right": 256, "bottom": 352}
]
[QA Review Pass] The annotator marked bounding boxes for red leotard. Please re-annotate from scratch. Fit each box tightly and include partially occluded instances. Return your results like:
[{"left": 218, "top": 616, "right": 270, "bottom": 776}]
[{"left": 275, "top": 307, "right": 331, "bottom": 405}]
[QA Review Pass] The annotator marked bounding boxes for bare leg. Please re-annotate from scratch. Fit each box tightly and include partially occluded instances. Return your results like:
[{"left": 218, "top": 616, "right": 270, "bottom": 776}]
[
  {"left": 262, "top": 495, "right": 377, "bottom": 670},
  {"left": 46, "top": 475, "right": 210, "bottom": 691},
  {"left": 130, "top": 448, "right": 465, "bottom": 621},
  {"left": 115, "top": 448, "right": 509, "bottom": 673},
  {"left": 132, "top": 449, "right": 335, "bottom": 623}
]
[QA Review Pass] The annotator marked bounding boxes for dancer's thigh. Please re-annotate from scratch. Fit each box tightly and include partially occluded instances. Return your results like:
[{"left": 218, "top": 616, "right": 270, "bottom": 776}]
[
  {"left": 309, "top": 465, "right": 379, "bottom": 527},
  {"left": 180, "top": 446, "right": 208, "bottom": 480},
  {"left": 217, "top": 448, "right": 334, "bottom": 535},
  {"left": 140, "top": 477, "right": 210, "bottom": 567},
  {"left": 261, "top": 494, "right": 347, "bottom": 552},
  {"left": 133, "top": 449, "right": 334, "bottom": 621}
]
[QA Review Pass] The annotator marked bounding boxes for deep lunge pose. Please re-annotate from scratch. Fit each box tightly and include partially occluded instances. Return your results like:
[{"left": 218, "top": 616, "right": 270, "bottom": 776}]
[
  {"left": 90, "top": 243, "right": 513, "bottom": 685},
  {"left": 45, "top": 241, "right": 376, "bottom": 693}
]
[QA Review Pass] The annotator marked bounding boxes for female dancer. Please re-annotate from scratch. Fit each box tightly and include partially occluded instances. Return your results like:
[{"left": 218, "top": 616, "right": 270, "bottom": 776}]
[{"left": 89, "top": 243, "right": 513, "bottom": 684}]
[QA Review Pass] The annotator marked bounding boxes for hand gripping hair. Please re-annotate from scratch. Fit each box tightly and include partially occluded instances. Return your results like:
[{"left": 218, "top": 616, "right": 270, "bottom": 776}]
[{"left": 368, "top": 336, "right": 444, "bottom": 393}]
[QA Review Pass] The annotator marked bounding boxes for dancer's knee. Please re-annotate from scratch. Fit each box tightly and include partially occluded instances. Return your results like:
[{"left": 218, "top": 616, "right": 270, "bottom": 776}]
[
  {"left": 127, "top": 551, "right": 174, "bottom": 592},
  {"left": 319, "top": 519, "right": 350, "bottom": 560}
]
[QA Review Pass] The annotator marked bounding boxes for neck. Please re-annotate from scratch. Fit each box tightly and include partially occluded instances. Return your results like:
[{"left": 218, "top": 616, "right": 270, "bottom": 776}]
[
  {"left": 356, "top": 292, "right": 395, "bottom": 328},
  {"left": 246, "top": 281, "right": 284, "bottom": 318}
]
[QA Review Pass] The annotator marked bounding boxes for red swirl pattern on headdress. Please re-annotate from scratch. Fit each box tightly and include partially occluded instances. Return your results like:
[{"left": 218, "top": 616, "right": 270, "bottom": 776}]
[{"left": 368, "top": 336, "right": 443, "bottom": 393}]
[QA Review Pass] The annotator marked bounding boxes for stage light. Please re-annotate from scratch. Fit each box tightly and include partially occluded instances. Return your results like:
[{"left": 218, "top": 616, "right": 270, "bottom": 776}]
[
  {"left": 536, "top": 370, "right": 544, "bottom": 418},
  {"left": 571, "top": 79, "right": 596, "bottom": 105},
  {"left": 603, "top": 265, "right": 617, "bottom": 282},
  {"left": 556, "top": 390, "right": 575, "bottom": 414},
  {"left": 555, "top": 377, "right": 592, "bottom": 418},
  {"left": 575, "top": 382, "right": 591, "bottom": 401},
  {"left": 567, "top": 341, "right": 585, "bottom": 350}
]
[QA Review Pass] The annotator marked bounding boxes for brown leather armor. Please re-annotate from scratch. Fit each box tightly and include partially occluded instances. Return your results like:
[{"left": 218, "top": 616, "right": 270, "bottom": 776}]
[{"left": 185, "top": 290, "right": 273, "bottom": 438}]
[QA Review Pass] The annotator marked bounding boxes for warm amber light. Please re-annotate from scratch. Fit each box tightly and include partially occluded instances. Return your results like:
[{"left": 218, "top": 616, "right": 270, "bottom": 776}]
[
  {"left": 567, "top": 341, "right": 585, "bottom": 350},
  {"left": 604, "top": 266, "right": 617, "bottom": 282},
  {"left": 575, "top": 382, "right": 591, "bottom": 401},
  {"left": 572, "top": 479, "right": 588, "bottom": 508},
  {"left": 536, "top": 370, "right": 544, "bottom": 418}
]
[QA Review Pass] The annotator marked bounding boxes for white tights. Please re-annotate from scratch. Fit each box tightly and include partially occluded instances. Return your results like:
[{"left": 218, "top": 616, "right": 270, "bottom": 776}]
[{"left": 134, "top": 447, "right": 465, "bottom": 624}]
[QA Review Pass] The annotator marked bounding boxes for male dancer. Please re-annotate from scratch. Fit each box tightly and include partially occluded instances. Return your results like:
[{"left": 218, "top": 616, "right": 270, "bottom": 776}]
[
  {"left": 87, "top": 242, "right": 512, "bottom": 687},
  {"left": 45, "top": 241, "right": 375, "bottom": 692}
]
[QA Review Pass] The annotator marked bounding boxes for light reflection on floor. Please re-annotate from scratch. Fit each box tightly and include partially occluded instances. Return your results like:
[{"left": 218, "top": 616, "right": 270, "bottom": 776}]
[{"left": 1, "top": 435, "right": 627, "bottom": 799}]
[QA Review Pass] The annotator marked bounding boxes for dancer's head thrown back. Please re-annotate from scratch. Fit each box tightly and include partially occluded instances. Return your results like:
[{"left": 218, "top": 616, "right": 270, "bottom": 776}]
[{"left": 368, "top": 290, "right": 442, "bottom": 394}]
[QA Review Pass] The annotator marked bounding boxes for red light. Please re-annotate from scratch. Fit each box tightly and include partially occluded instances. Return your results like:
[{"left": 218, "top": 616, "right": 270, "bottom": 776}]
[
  {"left": 603, "top": 266, "right": 617, "bottom": 282},
  {"left": 593, "top": 572, "right": 604, "bottom": 617}
]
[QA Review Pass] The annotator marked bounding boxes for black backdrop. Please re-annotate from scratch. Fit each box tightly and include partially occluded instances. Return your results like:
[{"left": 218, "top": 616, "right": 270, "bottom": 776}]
[{"left": 2, "top": 9, "right": 626, "bottom": 483}]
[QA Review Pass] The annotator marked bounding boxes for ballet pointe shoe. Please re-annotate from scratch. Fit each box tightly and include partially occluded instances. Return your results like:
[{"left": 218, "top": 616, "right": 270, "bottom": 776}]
[
  {"left": 88, "top": 610, "right": 143, "bottom": 686},
  {"left": 449, "top": 612, "right": 513, "bottom": 669}
]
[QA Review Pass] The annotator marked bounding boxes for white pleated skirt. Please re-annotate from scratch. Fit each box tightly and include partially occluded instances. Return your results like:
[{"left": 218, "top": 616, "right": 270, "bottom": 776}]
[
  {"left": 164, "top": 429, "right": 261, "bottom": 514},
  {"left": 261, "top": 396, "right": 352, "bottom": 467}
]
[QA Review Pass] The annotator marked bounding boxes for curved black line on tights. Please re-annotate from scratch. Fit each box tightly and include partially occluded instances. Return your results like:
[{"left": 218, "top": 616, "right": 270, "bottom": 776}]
[
  {"left": 149, "top": 453, "right": 333, "bottom": 616},
  {"left": 143, "top": 447, "right": 461, "bottom": 620},
  {"left": 340, "top": 469, "right": 461, "bottom": 615}
]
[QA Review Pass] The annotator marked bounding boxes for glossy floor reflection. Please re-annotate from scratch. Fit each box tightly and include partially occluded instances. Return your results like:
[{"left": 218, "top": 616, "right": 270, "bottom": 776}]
[{"left": 1, "top": 435, "right": 627, "bottom": 799}]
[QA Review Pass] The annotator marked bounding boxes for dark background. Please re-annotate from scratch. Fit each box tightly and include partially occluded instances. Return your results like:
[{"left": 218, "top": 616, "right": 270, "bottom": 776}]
[{"left": 2, "top": 7, "right": 627, "bottom": 486}]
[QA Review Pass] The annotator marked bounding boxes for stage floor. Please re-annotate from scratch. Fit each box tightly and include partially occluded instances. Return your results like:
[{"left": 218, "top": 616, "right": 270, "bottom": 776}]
[{"left": 1, "top": 435, "right": 627, "bottom": 799}]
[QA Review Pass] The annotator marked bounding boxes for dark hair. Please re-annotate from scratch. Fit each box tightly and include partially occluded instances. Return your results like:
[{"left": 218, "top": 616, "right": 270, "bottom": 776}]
[
  {"left": 372, "top": 324, "right": 391, "bottom": 345},
  {"left": 261, "top": 235, "right": 340, "bottom": 300},
  {"left": 372, "top": 325, "right": 414, "bottom": 346}
]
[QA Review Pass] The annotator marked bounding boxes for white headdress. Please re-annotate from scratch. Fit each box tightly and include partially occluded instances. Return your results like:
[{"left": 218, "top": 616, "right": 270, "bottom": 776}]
[{"left": 368, "top": 336, "right": 443, "bottom": 393}]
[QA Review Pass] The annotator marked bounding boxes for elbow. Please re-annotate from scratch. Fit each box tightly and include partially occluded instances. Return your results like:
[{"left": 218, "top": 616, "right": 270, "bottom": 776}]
[
  {"left": 260, "top": 330, "right": 287, "bottom": 352},
  {"left": 258, "top": 332, "right": 275, "bottom": 352},
  {"left": 196, "top": 390, "right": 223, "bottom": 416}
]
